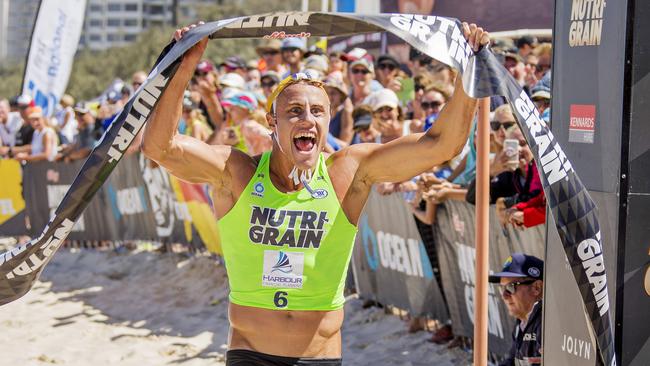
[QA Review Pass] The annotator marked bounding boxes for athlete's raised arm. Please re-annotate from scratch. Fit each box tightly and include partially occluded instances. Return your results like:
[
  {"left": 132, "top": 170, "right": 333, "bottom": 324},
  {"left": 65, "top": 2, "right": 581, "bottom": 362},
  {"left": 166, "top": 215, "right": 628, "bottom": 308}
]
[
  {"left": 349, "top": 23, "right": 488, "bottom": 184},
  {"left": 141, "top": 24, "right": 246, "bottom": 187}
]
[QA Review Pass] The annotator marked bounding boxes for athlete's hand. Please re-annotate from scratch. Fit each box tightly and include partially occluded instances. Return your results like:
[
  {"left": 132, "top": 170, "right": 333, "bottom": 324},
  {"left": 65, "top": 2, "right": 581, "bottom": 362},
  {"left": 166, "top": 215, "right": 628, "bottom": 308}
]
[
  {"left": 461, "top": 22, "right": 490, "bottom": 53},
  {"left": 173, "top": 22, "right": 208, "bottom": 68}
]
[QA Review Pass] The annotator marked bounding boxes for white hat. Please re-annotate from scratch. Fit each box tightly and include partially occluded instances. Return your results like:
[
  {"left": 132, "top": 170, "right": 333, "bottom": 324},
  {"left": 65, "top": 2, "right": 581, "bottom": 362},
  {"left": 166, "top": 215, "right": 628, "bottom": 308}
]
[
  {"left": 303, "top": 55, "right": 329, "bottom": 75},
  {"left": 364, "top": 88, "right": 399, "bottom": 112},
  {"left": 219, "top": 72, "right": 246, "bottom": 90}
]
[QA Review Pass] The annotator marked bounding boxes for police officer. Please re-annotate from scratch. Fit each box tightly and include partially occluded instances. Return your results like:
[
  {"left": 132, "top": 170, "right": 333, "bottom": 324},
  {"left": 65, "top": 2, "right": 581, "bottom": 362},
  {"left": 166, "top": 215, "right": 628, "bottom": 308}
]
[{"left": 489, "top": 253, "right": 544, "bottom": 366}]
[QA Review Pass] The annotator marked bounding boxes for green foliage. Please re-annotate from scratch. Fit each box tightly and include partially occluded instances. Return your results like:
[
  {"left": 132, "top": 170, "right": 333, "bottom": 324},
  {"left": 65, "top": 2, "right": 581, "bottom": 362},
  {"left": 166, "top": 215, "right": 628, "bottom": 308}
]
[{"left": 0, "top": 0, "right": 303, "bottom": 101}]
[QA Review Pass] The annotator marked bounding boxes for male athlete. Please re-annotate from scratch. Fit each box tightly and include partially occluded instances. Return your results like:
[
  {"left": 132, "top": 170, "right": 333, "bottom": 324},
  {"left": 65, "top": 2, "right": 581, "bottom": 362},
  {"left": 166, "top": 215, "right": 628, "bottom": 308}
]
[{"left": 142, "top": 22, "right": 489, "bottom": 366}]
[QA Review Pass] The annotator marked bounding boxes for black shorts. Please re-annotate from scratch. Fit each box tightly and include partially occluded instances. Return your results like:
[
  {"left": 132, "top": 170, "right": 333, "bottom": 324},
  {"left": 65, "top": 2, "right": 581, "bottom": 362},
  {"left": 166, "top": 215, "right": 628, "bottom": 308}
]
[{"left": 226, "top": 349, "right": 342, "bottom": 366}]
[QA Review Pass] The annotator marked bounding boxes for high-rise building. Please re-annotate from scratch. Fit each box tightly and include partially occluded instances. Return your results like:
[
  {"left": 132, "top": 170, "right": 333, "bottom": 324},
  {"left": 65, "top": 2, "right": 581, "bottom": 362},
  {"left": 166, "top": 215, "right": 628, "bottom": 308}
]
[
  {"left": 0, "top": 0, "right": 217, "bottom": 60},
  {"left": 80, "top": 0, "right": 217, "bottom": 50},
  {"left": 0, "top": 0, "right": 40, "bottom": 62}
]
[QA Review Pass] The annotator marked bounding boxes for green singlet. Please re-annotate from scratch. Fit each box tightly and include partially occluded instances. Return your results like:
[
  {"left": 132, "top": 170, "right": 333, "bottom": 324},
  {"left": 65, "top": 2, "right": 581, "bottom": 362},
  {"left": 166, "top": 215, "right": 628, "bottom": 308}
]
[{"left": 218, "top": 151, "right": 358, "bottom": 311}]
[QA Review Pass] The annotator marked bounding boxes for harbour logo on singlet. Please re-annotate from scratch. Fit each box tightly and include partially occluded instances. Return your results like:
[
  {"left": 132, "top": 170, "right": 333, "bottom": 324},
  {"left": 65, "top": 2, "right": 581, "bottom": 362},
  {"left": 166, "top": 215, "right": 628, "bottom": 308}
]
[
  {"left": 262, "top": 250, "right": 304, "bottom": 288},
  {"left": 249, "top": 206, "right": 329, "bottom": 248}
]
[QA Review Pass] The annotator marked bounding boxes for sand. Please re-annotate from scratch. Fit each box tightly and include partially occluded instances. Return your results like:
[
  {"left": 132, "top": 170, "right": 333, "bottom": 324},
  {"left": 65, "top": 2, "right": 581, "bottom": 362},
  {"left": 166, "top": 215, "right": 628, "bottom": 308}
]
[{"left": 0, "top": 247, "right": 471, "bottom": 365}]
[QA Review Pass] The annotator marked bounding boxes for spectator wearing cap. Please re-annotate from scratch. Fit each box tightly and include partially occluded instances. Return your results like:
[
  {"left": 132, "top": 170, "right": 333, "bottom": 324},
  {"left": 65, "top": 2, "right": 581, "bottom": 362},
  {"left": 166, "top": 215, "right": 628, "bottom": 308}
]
[
  {"left": 57, "top": 103, "right": 97, "bottom": 162},
  {"left": 216, "top": 91, "right": 271, "bottom": 155},
  {"left": 375, "top": 54, "right": 402, "bottom": 93},
  {"left": 11, "top": 106, "right": 58, "bottom": 162},
  {"left": 504, "top": 52, "right": 527, "bottom": 88},
  {"left": 10, "top": 94, "right": 35, "bottom": 148},
  {"left": 351, "top": 105, "right": 380, "bottom": 144},
  {"left": 348, "top": 57, "right": 380, "bottom": 106},
  {"left": 323, "top": 74, "right": 353, "bottom": 144},
  {"left": 280, "top": 38, "right": 306, "bottom": 77},
  {"left": 256, "top": 39, "right": 286, "bottom": 75},
  {"left": 190, "top": 60, "right": 225, "bottom": 132},
  {"left": 516, "top": 36, "right": 537, "bottom": 59},
  {"left": 364, "top": 88, "right": 411, "bottom": 144},
  {"left": 260, "top": 71, "right": 280, "bottom": 103},
  {"left": 530, "top": 86, "right": 550, "bottom": 115},
  {"left": 219, "top": 72, "right": 247, "bottom": 92},
  {"left": 221, "top": 56, "right": 248, "bottom": 79},
  {"left": 303, "top": 54, "right": 329, "bottom": 80},
  {"left": 489, "top": 253, "right": 544, "bottom": 366}
]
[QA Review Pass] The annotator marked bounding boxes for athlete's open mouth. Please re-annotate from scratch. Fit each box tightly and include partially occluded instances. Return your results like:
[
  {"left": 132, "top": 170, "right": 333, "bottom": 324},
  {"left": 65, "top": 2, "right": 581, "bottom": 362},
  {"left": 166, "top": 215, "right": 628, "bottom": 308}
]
[{"left": 293, "top": 131, "right": 317, "bottom": 153}]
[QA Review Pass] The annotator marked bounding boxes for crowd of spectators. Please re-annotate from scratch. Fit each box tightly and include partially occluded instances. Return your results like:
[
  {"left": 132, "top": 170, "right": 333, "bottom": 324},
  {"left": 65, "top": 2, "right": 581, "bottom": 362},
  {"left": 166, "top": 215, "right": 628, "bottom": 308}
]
[{"left": 0, "top": 33, "right": 552, "bottom": 351}]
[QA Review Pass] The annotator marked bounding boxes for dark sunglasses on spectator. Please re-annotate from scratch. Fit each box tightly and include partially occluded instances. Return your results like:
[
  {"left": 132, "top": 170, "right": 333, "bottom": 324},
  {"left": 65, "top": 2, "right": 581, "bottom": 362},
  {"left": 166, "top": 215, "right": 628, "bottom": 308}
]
[
  {"left": 378, "top": 63, "right": 397, "bottom": 71},
  {"left": 263, "top": 50, "right": 280, "bottom": 56},
  {"left": 282, "top": 47, "right": 300, "bottom": 53},
  {"left": 194, "top": 70, "right": 209, "bottom": 77},
  {"left": 351, "top": 68, "right": 370, "bottom": 75},
  {"left": 414, "top": 83, "right": 425, "bottom": 92},
  {"left": 499, "top": 279, "right": 537, "bottom": 296},
  {"left": 261, "top": 81, "right": 277, "bottom": 88},
  {"left": 535, "top": 64, "right": 550, "bottom": 72},
  {"left": 490, "top": 121, "right": 516, "bottom": 131},
  {"left": 421, "top": 101, "right": 442, "bottom": 110}
]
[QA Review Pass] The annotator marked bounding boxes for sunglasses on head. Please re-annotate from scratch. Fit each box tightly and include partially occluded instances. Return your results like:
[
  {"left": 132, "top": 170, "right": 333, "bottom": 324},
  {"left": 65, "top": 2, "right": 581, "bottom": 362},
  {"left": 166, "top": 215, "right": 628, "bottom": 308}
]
[
  {"left": 421, "top": 101, "right": 442, "bottom": 110},
  {"left": 499, "top": 279, "right": 537, "bottom": 296},
  {"left": 490, "top": 121, "right": 516, "bottom": 131},
  {"left": 351, "top": 68, "right": 370, "bottom": 75},
  {"left": 378, "top": 63, "right": 397, "bottom": 71}
]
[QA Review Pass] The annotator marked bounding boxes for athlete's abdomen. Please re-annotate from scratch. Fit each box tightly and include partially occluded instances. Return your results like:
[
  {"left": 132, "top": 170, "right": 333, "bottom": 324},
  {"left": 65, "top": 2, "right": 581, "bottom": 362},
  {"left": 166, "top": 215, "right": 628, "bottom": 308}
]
[{"left": 228, "top": 302, "right": 344, "bottom": 357}]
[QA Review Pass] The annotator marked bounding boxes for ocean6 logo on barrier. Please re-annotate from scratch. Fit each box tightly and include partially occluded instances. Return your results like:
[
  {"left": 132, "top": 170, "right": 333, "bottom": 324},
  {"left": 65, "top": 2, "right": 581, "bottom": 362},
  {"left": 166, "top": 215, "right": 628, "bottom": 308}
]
[{"left": 359, "top": 214, "right": 433, "bottom": 279}]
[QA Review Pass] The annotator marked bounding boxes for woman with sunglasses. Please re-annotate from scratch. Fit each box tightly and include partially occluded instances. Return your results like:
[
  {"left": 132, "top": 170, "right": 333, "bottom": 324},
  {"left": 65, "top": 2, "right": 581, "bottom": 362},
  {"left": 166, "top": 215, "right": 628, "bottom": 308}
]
[{"left": 489, "top": 253, "right": 544, "bottom": 366}]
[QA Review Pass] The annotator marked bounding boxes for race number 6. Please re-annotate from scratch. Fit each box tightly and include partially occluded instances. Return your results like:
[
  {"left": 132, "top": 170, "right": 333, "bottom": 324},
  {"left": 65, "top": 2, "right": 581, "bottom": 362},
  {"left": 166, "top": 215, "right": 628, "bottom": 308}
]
[{"left": 274, "top": 291, "right": 288, "bottom": 308}]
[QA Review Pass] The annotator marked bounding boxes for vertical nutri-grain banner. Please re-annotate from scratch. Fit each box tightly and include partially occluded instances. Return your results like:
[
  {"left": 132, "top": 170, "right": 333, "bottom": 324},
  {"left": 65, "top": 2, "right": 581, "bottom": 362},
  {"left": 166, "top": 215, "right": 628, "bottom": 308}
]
[
  {"left": 352, "top": 189, "right": 448, "bottom": 320},
  {"left": 546, "top": 0, "right": 628, "bottom": 365},
  {"left": 21, "top": 0, "right": 87, "bottom": 117},
  {"left": 0, "top": 13, "right": 617, "bottom": 365},
  {"left": 433, "top": 200, "right": 545, "bottom": 355}
]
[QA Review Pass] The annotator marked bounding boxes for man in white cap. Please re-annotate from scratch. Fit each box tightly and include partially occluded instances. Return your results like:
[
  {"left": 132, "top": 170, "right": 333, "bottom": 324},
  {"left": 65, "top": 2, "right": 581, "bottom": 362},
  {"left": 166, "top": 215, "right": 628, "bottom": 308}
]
[
  {"left": 281, "top": 38, "right": 307, "bottom": 77},
  {"left": 364, "top": 88, "right": 410, "bottom": 143}
]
